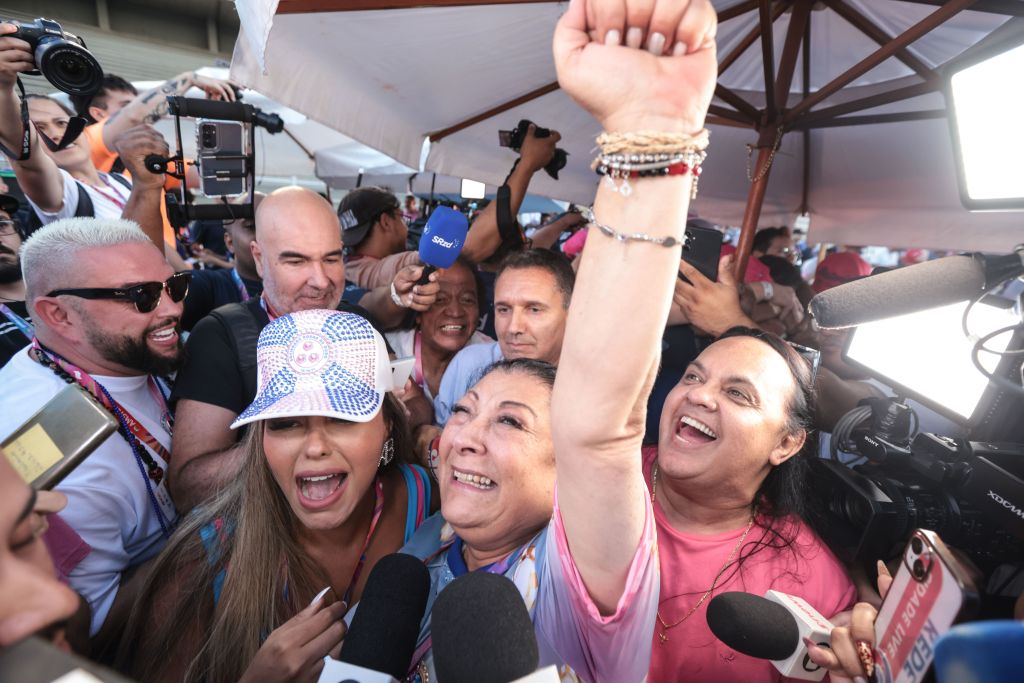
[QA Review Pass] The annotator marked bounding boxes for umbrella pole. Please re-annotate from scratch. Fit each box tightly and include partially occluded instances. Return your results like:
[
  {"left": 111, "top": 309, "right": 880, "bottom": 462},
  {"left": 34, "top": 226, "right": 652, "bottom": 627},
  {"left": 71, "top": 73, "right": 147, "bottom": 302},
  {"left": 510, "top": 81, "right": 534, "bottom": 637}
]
[{"left": 735, "top": 145, "right": 774, "bottom": 280}]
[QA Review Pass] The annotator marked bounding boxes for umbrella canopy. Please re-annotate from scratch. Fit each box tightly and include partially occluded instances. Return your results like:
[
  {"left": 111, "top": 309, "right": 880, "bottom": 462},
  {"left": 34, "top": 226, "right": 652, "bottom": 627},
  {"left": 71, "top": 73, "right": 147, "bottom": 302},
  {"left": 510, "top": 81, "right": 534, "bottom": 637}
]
[{"left": 230, "top": 0, "right": 1024, "bottom": 253}]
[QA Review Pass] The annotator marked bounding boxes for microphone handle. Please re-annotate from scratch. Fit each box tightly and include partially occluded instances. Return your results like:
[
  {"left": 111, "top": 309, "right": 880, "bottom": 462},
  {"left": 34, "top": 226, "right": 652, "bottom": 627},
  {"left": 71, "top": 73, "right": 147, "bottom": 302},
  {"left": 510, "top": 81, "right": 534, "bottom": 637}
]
[{"left": 417, "top": 264, "right": 437, "bottom": 286}]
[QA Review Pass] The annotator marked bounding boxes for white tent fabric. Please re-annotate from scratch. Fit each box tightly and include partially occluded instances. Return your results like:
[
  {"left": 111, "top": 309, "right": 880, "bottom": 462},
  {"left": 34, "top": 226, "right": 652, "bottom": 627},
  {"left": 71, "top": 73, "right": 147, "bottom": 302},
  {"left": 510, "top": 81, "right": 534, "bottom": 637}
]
[{"left": 231, "top": 0, "right": 1024, "bottom": 252}]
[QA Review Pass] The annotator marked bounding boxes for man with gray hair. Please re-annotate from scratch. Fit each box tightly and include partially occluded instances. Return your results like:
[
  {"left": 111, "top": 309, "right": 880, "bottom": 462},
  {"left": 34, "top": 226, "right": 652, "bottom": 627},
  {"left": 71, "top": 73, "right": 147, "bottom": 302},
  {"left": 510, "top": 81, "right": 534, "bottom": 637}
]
[{"left": 0, "top": 216, "right": 186, "bottom": 639}]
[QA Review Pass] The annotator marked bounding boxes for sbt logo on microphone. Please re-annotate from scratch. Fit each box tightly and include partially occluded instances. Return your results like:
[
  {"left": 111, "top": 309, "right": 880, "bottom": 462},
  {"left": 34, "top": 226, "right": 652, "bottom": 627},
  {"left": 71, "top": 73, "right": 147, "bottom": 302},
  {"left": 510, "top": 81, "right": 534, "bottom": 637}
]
[{"left": 432, "top": 235, "right": 461, "bottom": 249}]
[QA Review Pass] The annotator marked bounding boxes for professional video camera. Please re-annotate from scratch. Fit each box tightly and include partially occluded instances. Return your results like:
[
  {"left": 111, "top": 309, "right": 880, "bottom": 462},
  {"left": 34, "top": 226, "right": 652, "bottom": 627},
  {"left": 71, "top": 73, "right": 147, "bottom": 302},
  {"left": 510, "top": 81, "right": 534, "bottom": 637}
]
[
  {"left": 498, "top": 119, "right": 568, "bottom": 179},
  {"left": 145, "top": 95, "right": 284, "bottom": 228},
  {"left": 4, "top": 18, "right": 102, "bottom": 96},
  {"left": 808, "top": 269, "right": 1024, "bottom": 604}
]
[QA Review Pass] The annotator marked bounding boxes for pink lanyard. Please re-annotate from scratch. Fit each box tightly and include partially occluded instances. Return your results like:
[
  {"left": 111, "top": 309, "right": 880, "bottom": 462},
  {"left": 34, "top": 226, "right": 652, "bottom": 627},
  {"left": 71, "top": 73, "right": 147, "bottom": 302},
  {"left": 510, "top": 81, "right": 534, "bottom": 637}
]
[
  {"left": 90, "top": 175, "right": 127, "bottom": 211},
  {"left": 343, "top": 477, "right": 385, "bottom": 606}
]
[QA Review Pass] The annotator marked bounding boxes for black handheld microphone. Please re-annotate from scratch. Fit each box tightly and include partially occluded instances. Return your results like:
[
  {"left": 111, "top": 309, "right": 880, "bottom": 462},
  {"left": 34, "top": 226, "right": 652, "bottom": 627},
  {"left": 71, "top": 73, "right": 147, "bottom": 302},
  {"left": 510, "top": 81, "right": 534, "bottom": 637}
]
[
  {"left": 809, "top": 250, "right": 1024, "bottom": 328},
  {"left": 334, "top": 553, "right": 430, "bottom": 681},
  {"left": 431, "top": 572, "right": 553, "bottom": 683},
  {"left": 706, "top": 591, "right": 834, "bottom": 681}
]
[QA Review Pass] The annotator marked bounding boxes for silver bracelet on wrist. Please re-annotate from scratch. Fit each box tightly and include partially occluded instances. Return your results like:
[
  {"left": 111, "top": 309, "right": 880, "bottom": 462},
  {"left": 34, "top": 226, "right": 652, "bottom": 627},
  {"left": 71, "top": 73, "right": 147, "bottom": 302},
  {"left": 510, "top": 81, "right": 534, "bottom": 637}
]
[
  {"left": 761, "top": 281, "right": 774, "bottom": 302},
  {"left": 578, "top": 207, "right": 684, "bottom": 248}
]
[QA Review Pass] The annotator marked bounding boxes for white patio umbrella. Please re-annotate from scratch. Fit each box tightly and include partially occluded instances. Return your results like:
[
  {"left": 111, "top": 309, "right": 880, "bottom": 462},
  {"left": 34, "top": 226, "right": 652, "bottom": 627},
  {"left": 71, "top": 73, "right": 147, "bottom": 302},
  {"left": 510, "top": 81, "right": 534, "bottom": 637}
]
[{"left": 229, "top": 0, "right": 1024, "bottom": 254}]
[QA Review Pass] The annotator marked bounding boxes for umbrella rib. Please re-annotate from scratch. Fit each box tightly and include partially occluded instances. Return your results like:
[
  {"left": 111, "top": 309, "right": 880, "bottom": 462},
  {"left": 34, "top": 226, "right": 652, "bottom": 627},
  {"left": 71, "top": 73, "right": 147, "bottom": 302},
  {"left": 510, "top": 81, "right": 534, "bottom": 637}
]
[
  {"left": 709, "top": 104, "right": 756, "bottom": 125},
  {"left": 893, "top": 0, "right": 1024, "bottom": 18},
  {"left": 788, "top": 80, "right": 940, "bottom": 126},
  {"left": 759, "top": 0, "right": 778, "bottom": 121},
  {"left": 719, "top": 2, "right": 788, "bottom": 77},
  {"left": 718, "top": 0, "right": 761, "bottom": 24},
  {"left": 427, "top": 81, "right": 560, "bottom": 142},
  {"left": 785, "top": 0, "right": 979, "bottom": 121},
  {"left": 773, "top": 0, "right": 813, "bottom": 111},
  {"left": 825, "top": 0, "right": 938, "bottom": 83},
  {"left": 714, "top": 86, "right": 760, "bottom": 122},
  {"left": 794, "top": 109, "right": 947, "bottom": 128}
]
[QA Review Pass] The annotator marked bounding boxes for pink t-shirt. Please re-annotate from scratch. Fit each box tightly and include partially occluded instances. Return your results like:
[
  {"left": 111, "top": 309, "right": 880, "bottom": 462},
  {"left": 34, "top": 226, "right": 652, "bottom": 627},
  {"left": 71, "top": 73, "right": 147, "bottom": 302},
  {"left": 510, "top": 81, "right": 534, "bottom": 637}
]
[{"left": 643, "top": 447, "right": 856, "bottom": 683}]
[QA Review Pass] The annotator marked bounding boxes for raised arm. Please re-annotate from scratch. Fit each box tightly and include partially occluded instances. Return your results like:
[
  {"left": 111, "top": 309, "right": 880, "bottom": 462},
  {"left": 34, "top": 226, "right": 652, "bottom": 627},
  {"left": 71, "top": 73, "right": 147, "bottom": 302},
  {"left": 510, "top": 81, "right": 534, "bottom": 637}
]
[
  {"left": 0, "top": 24, "right": 65, "bottom": 212},
  {"left": 550, "top": 0, "right": 717, "bottom": 613},
  {"left": 101, "top": 71, "right": 236, "bottom": 149},
  {"left": 461, "top": 126, "right": 560, "bottom": 262}
]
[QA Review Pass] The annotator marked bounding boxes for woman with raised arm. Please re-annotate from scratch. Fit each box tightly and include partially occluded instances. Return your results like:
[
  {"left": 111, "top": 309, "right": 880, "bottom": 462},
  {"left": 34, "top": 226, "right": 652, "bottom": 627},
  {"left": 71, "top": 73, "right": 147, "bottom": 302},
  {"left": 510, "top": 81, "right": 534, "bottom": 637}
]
[{"left": 398, "top": 1, "right": 719, "bottom": 681}]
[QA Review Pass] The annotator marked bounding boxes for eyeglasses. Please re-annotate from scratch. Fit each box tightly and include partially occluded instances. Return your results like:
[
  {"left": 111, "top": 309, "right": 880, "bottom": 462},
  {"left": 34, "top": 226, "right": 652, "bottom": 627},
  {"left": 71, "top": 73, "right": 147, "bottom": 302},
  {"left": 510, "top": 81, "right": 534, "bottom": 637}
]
[
  {"left": 0, "top": 219, "right": 20, "bottom": 236},
  {"left": 47, "top": 272, "right": 192, "bottom": 313}
]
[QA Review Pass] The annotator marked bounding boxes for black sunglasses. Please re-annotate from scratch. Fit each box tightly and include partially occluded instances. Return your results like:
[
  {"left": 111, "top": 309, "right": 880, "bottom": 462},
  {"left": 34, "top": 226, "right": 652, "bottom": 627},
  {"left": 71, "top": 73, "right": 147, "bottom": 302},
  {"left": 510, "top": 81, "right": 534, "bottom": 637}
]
[{"left": 47, "top": 272, "right": 192, "bottom": 313}]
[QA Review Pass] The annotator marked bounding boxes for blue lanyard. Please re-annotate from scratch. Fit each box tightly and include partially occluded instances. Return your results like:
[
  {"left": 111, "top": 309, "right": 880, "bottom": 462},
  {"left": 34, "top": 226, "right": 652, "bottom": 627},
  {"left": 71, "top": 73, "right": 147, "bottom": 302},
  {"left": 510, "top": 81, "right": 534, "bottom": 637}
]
[
  {"left": 230, "top": 268, "right": 251, "bottom": 302},
  {"left": 0, "top": 303, "right": 33, "bottom": 339}
]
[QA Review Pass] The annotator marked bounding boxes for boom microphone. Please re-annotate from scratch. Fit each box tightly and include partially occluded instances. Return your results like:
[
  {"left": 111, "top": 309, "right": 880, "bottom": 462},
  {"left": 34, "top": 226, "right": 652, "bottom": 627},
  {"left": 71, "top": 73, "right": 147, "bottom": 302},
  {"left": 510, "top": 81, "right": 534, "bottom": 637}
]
[
  {"left": 809, "top": 250, "right": 1024, "bottom": 329},
  {"left": 417, "top": 206, "right": 468, "bottom": 285},
  {"left": 432, "top": 572, "right": 557, "bottom": 683},
  {"left": 706, "top": 591, "right": 834, "bottom": 681},
  {"left": 331, "top": 553, "right": 430, "bottom": 682},
  {"left": 166, "top": 96, "right": 284, "bottom": 133}
]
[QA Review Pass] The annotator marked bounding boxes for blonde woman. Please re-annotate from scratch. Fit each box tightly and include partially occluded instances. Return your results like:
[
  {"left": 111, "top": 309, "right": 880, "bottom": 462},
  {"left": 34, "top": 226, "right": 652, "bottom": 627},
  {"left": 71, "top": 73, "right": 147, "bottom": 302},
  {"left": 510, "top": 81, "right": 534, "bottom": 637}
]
[{"left": 119, "top": 310, "right": 434, "bottom": 682}]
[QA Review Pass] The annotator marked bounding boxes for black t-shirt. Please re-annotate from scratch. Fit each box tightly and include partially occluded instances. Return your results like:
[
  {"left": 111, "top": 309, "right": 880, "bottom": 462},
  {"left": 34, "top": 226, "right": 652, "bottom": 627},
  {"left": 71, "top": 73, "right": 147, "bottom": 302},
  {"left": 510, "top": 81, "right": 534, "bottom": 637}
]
[
  {"left": 171, "top": 298, "right": 387, "bottom": 415},
  {"left": 0, "top": 300, "right": 31, "bottom": 369},
  {"left": 181, "top": 268, "right": 263, "bottom": 332},
  {"left": 189, "top": 220, "right": 229, "bottom": 260}
]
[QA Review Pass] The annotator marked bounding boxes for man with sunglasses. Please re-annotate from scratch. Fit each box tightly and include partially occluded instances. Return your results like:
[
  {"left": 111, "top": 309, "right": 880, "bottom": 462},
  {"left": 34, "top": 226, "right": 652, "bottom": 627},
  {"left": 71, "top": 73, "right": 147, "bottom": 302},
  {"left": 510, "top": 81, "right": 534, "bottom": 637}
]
[
  {"left": 0, "top": 216, "right": 187, "bottom": 640},
  {"left": 0, "top": 193, "right": 30, "bottom": 368}
]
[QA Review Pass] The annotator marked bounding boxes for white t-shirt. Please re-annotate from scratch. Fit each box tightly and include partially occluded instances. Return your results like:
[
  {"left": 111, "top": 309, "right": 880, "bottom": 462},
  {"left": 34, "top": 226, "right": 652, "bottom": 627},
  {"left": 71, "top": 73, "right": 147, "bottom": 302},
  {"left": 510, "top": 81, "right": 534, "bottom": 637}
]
[
  {"left": 384, "top": 327, "right": 493, "bottom": 401},
  {"left": 0, "top": 348, "right": 176, "bottom": 635},
  {"left": 27, "top": 168, "right": 132, "bottom": 225}
]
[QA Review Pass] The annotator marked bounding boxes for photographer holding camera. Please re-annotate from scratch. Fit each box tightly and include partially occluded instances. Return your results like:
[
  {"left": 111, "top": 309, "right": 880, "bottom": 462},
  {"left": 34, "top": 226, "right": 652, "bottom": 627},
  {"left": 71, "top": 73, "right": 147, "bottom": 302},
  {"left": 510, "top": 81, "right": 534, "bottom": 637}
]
[{"left": 0, "top": 22, "right": 167, "bottom": 253}]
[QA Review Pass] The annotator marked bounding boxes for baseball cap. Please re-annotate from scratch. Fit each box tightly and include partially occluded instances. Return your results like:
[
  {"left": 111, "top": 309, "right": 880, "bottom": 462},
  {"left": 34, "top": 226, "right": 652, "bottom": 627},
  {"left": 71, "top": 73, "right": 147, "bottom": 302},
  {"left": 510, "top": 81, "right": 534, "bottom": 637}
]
[
  {"left": 812, "top": 251, "right": 872, "bottom": 293},
  {"left": 0, "top": 193, "right": 19, "bottom": 216},
  {"left": 337, "top": 187, "right": 400, "bottom": 248},
  {"left": 232, "top": 310, "right": 394, "bottom": 429}
]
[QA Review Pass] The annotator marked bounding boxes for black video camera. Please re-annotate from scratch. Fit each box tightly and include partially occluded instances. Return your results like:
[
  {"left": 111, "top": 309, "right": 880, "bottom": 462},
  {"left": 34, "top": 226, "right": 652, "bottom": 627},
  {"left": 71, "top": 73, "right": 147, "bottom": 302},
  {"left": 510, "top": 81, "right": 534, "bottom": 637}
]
[
  {"left": 498, "top": 119, "right": 568, "bottom": 180},
  {"left": 5, "top": 18, "right": 102, "bottom": 96}
]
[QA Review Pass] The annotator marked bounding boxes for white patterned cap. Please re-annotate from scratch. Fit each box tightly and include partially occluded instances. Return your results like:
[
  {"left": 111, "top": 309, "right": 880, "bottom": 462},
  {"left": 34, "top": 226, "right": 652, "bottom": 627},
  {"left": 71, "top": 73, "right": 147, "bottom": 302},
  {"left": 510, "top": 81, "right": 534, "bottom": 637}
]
[{"left": 231, "top": 310, "right": 393, "bottom": 429}]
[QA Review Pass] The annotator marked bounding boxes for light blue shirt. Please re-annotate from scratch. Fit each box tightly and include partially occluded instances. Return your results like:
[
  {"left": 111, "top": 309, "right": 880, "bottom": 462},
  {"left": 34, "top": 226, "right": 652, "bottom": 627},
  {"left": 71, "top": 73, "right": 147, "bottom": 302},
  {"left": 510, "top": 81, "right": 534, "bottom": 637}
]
[{"left": 433, "top": 341, "right": 504, "bottom": 425}]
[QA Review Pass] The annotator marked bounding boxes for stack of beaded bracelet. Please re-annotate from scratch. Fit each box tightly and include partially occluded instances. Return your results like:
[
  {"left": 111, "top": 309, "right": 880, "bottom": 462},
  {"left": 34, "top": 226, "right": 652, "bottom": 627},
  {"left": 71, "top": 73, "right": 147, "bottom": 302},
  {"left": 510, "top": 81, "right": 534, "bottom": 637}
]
[
  {"left": 594, "top": 149, "right": 705, "bottom": 198},
  {"left": 592, "top": 129, "right": 709, "bottom": 199}
]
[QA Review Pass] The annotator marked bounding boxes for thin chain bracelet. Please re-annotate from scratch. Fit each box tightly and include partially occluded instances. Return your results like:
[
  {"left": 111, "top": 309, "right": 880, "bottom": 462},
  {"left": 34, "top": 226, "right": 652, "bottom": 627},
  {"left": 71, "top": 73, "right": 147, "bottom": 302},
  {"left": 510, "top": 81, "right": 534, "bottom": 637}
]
[{"left": 578, "top": 207, "right": 684, "bottom": 248}]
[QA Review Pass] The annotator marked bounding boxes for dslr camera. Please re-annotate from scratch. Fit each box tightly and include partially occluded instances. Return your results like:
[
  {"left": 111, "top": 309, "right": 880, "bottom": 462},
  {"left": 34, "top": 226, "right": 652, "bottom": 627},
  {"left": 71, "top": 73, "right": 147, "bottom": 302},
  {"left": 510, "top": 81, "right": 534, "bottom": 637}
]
[
  {"left": 5, "top": 18, "right": 103, "bottom": 96},
  {"left": 498, "top": 118, "right": 568, "bottom": 180}
]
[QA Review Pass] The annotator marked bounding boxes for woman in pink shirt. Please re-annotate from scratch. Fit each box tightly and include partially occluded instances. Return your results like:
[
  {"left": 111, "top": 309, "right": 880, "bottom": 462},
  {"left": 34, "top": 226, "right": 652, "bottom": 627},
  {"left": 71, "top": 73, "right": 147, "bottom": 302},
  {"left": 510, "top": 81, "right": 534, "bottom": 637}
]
[{"left": 646, "top": 327, "right": 856, "bottom": 682}]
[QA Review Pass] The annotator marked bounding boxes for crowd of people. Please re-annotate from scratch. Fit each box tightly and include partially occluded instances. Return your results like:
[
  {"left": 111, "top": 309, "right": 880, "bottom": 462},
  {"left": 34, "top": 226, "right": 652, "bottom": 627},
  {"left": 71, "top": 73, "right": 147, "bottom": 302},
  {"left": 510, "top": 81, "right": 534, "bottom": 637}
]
[{"left": 0, "top": 1, "right": 1013, "bottom": 682}]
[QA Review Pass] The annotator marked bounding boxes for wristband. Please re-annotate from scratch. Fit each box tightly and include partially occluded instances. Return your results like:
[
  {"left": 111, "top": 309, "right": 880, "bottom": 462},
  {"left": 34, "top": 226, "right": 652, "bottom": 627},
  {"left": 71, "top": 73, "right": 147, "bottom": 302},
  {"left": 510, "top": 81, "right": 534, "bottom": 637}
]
[
  {"left": 390, "top": 281, "right": 408, "bottom": 308},
  {"left": 761, "top": 281, "right": 774, "bottom": 302}
]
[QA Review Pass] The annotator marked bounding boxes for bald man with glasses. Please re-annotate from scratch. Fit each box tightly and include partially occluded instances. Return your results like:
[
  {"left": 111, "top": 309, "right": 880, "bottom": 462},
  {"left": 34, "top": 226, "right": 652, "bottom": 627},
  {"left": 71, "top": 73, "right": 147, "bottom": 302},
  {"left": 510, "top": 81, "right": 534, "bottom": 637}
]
[{"left": 0, "top": 216, "right": 185, "bottom": 642}]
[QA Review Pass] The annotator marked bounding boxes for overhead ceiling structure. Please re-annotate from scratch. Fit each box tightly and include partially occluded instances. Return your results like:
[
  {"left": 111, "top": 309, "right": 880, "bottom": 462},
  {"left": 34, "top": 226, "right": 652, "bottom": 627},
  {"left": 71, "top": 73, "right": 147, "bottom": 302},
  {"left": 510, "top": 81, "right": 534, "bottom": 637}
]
[{"left": 231, "top": 0, "right": 1024, "bottom": 264}]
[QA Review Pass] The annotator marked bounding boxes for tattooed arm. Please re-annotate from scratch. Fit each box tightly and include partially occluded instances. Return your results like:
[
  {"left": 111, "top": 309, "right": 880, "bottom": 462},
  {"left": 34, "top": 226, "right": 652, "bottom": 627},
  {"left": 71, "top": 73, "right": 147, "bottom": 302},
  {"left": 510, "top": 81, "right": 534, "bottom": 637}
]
[{"left": 100, "top": 71, "right": 236, "bottom": 150}]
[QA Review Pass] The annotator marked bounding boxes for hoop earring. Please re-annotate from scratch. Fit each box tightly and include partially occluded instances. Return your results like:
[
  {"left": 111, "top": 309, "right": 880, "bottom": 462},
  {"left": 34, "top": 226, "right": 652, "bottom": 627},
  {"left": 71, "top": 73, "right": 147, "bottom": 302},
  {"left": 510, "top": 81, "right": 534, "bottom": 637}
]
[{"left": 379, "top": 437, "right": 395, "bottom": 468}]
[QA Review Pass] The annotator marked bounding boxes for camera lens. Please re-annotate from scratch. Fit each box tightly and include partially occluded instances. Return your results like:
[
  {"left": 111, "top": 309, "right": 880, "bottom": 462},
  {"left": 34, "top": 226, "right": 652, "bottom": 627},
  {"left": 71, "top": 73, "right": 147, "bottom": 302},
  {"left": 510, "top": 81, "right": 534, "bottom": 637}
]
[
  {"left": 201, "top": 124, "right": 218, "bottom": 150},
  {"left": 36, "top": 41, "right": 103, "bottom": 96},
  {"left": 912, "top": 559, "right": 925, "bottom": 579},
  {"left": 911, "top": 536, "right": 923, "bottom": 554}
]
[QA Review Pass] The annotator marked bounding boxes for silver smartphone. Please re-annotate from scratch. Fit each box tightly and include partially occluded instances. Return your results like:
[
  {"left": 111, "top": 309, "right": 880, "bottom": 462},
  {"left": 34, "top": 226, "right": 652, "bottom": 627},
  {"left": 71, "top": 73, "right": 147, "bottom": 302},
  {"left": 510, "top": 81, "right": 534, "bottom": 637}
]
[
  {"left": 196, "top": 119, "right": 248, "bottom": 197},
  {"left": 2, "top": 384, "right": 118, "bottom": 490}
]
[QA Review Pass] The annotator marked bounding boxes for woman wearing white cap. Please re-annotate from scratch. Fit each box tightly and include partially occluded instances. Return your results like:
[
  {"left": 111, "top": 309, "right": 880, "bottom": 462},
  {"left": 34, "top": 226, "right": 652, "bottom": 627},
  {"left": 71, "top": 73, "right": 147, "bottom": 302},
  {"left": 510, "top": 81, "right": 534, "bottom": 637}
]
[{"left": 119, "top": 309, "right": 434, "bottom": 682}]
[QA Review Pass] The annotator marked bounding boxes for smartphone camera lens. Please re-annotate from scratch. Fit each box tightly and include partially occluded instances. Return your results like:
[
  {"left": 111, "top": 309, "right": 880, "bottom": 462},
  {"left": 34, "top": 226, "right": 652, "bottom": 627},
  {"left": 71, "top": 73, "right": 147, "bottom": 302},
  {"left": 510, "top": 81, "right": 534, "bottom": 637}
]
[
  {"left": 913, "top": 557, "right": 929, "bottom": 581},
  {"left": 911, "top": 536, "right": 923, "bottom": 554},
  {"left": 201, "top": 124, "right": 217, "bottom": 150}
]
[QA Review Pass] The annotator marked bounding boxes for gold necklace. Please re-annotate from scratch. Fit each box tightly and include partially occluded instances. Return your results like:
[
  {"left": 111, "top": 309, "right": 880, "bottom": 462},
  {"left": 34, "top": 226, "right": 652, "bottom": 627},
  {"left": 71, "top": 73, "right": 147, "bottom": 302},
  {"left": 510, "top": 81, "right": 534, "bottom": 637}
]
[{"left": 651, "top": 463, "right": 755, "bottom": 645}]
